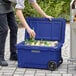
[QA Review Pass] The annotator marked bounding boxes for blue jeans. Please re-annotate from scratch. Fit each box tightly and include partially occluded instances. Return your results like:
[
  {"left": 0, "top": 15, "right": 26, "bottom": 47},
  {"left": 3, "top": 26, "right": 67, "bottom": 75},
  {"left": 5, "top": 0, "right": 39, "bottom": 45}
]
[{"left": 0, "top": 12, "right": 18, "bottom": 59}]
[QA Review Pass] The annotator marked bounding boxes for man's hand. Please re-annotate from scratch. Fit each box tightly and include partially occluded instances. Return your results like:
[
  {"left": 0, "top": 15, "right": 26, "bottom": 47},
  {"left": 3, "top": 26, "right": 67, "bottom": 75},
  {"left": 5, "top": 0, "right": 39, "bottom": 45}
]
[
  {"left": 45, "top": 15, "right": 53, "bottom": 21},
  {"left": 26, "top": 28, "right": 36, "bottom": 38}
]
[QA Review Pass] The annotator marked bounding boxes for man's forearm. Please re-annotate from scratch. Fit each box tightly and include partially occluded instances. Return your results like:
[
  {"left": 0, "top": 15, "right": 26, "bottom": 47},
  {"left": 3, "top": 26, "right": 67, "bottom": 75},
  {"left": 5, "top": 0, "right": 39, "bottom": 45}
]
[
  {"left": 16, "top": 9, "right": 30, "bottom": 30},
  {"left": 31, "top": 2, "right": 47, "bottom": 17}
]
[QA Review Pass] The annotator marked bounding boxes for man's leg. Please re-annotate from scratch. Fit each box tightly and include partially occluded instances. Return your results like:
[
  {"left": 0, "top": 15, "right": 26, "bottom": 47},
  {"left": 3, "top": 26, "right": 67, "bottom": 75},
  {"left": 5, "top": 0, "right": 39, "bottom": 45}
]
[
  {"left": 0, "top": 13, "right": 8, "bottom": 66},
  {"left": 7, "top": 12, "right": 18, "bottom": 61}
]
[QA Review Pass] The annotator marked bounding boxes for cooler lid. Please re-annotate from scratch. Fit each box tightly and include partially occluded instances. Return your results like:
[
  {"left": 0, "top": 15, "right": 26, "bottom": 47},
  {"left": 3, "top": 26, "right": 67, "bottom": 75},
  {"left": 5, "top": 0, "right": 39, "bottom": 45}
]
[{"left": 25, "top": 17, "right": 66, "bottom": 43}]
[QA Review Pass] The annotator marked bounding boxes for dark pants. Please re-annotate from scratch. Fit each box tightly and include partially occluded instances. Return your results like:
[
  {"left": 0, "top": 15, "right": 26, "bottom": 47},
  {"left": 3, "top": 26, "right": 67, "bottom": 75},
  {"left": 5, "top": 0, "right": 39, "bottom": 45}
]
[{"left": 0, "top": 12, "right": 18, "bottom": 59}]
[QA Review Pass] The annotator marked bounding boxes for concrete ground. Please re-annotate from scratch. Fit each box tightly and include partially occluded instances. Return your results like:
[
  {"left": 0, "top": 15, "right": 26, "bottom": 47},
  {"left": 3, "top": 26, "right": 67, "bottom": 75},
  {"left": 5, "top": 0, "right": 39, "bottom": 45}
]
[{"left": 0, "top": 24, "right": 76, "bottom": 76}]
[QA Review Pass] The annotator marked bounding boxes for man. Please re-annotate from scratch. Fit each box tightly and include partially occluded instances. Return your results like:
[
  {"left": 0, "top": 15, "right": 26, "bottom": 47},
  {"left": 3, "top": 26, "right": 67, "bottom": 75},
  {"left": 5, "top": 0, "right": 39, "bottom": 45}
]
[{"left": 0, "top": 0, "right": 52, "bottom": 66}]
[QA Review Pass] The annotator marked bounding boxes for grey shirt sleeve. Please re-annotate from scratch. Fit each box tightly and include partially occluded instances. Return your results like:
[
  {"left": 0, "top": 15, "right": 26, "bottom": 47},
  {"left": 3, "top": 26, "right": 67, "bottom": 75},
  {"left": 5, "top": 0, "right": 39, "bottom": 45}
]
[
  {"left": 28, "top": 0, "right": 36, "bottom": 3},
  {"left": 15, "top": 0, "right": 25, "bottom": 9},
  {"left": 14, "top": 0, "right": 36, "bottom": 9},
  {"left": 9, "top": 0, "right": 16, "bottom": 3}
]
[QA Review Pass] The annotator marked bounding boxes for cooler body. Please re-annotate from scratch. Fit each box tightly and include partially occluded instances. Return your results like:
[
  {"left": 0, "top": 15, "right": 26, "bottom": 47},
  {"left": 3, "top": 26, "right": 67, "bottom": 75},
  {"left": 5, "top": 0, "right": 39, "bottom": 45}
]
[
  {"left": 17, "top": 42, "right": 62, "bottom": 69},
  {"left": 16, "top": 17, "right": 66, "bottom": 71}
]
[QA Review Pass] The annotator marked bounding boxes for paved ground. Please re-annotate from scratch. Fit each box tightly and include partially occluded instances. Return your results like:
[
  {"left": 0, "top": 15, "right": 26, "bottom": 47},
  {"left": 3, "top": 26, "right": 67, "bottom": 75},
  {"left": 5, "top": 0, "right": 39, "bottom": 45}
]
[{"left": 0, "top": 24, "right": 76, "bottom": 76}]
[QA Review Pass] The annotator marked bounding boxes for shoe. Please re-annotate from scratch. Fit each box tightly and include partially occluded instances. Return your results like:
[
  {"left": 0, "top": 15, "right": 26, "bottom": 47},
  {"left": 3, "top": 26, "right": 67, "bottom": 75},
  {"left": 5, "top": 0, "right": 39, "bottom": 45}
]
[
  {"left": 10, "top": 54, "right": 17, "bottom": 61},
  {"left": 0, "top": 59, "right": 8, "bottom": 66}
]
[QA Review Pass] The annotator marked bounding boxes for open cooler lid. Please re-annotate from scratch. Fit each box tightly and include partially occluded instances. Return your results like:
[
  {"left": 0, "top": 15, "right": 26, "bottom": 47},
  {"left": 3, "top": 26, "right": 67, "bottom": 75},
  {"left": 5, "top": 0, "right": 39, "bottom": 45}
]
[{"left": 25, "top": 17, "right": 66, "bottom": 43}]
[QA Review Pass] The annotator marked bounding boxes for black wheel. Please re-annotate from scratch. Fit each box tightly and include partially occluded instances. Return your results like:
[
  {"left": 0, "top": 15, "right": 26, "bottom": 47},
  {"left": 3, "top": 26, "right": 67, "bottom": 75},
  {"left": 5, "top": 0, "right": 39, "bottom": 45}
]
[
  {"left": 48, "top": 61, "right": 57, "bottom": 71},
  {"left": 59, "top": 57, "right": 63, "bottom": 64}
]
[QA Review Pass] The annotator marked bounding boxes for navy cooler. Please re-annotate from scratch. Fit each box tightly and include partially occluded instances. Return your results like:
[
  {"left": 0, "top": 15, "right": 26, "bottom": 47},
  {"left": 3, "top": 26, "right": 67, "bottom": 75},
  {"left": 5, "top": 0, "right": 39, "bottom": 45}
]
[{"left": 16, "top": 17, "right": 66, "bottom": 71}]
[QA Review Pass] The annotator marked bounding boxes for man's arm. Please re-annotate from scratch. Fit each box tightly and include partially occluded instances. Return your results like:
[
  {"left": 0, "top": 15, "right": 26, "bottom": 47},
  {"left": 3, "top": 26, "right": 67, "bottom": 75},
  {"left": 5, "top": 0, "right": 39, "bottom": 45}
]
[
  {"left": 16, "top": 9, "right": 35, "bottom": 38},
  {"left": 30, "top": 2, "right": 53, "bottom": 19}
]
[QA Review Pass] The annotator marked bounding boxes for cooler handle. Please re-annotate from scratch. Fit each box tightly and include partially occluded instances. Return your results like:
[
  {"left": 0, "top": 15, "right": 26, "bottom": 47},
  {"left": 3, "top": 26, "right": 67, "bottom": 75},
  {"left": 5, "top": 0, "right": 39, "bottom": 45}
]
[{"left": 31, "top": 50, "right": 40, "bottom": 53}]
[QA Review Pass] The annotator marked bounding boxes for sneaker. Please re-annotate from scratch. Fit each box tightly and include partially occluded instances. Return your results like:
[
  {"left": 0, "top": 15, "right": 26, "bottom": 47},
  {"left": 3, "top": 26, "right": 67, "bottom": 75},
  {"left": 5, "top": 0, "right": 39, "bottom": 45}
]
[
  {"left": 0, "top": 59, "right": 8, "bottom": 66},
  {"left": 10, "top": 54, "right": 17, "bottom": 61}
]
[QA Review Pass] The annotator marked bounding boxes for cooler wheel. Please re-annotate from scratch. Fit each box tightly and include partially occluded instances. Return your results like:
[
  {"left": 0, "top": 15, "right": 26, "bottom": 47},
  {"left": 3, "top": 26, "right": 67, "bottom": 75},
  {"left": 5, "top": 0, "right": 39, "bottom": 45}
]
[
  {"left": 48, "top": 61, "right": 57, "bottom": 71},
  {"left": 59, "top": 57, "right": 63, "bottom": 64}
]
